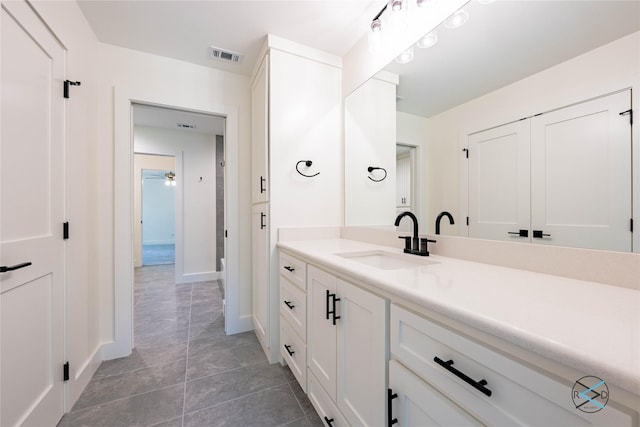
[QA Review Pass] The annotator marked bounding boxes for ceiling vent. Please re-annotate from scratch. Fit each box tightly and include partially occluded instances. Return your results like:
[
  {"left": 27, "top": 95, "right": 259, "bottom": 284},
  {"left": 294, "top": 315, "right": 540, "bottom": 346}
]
[
  {"left": 177, "top": 123, "right": 195, "bottom": 129},
  {"left": 208, "top": 46, "right": 244, "bottom": 64}
]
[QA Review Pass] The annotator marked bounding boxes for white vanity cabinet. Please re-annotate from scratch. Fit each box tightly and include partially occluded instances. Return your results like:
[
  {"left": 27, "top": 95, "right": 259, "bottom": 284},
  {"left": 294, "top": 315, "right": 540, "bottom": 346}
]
[
  {"left": 389, "top": 304, "right": 634, "bottom": 427},
  {"left": 279, "top": 252, "right": 307, "bottom": 391},
  {"left": 250, "top": 37, "right": 342, "bottom": 363},
  {"left": 307, "top": 265, "right": 388, "bottom": 427}
]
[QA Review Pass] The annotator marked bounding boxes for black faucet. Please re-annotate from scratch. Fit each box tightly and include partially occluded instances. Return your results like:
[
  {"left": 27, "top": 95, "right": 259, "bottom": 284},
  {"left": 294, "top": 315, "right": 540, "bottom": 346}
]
[
  {"left": 435, "top": 211, "right": 454, "bottom": 235},
  {"left": 395, "top": 211, "right": 436, "bottom": 256}
]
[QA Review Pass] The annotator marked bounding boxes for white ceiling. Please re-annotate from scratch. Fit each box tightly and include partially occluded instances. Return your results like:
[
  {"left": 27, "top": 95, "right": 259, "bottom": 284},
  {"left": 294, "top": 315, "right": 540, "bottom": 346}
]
[
  {"left": 385, "top": 0, "right": 640, "bottom": 117},
  {"left": 77, "top": 0, "right": 384, "bottom": 76}
]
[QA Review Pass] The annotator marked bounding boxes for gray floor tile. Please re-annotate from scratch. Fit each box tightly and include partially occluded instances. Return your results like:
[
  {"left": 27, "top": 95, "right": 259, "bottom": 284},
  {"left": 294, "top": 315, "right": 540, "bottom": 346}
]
[
  {"left": 186, "top": 341, "right": 269, "bottom": 381},
  {"left": 188, "top": 331, "right": 257, "bottom": 357},
  {"left": 183, "top": 384, "right": 304, "bottom": 427},
  {"left": 73, "top": 359, "right": 186, "bottom": 410},
  {"left": 60, "top": 384, "right": 184, "bottom": 427},
  {"left": 287, "top": 378, "right": 316, "bottom": 417},
  {"left": 280, "top": 416, "right": 311, "bottom": 426},
  {"left": 95, "top": 342, "right": 188, "bottom": 379},
  {"left": 185, "top": 363, "right": 287, "bottom": 413},
  {"left": 149, "top": 416, "right": 184, "bottom": 427}
]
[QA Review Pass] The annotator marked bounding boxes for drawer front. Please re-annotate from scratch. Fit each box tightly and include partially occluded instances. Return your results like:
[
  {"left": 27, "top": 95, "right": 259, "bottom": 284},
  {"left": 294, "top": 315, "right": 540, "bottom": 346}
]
[
  {"left": 280, "top": 318, "right": 307, "bottom": 393},
  {"left": 390, "top": 305, "right": 633, "bottom": 427},
  {"left": 389, "top": 360, "right": 482, "bottom": 427},
  {"left": 279, "top": 252, "right": 306, "bottom": 290},
  {"left": 307, "top": 369, "right": 349, "bottom": 427},
  {"left": 280, "top": 277, "right": 306, "bottom": 340}
]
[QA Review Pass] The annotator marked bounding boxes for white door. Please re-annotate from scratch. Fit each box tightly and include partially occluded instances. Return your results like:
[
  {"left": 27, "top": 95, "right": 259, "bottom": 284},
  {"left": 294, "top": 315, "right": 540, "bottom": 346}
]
[
  {"left": 468, "top": 120, "right": 531, "bottom": 242},
  {"left": 1, "top": 1, "right": 66, "bottom": 426},
  {"left": 531, "top": 90, "right": 632, "bottom": 251},
  {"left": 306, "top": 265, "right": 337, "bottom": 401},
  {"left": 251, "top": 55, "right": 269, "bottom": 204},
  {"left": 251, "top": 203, "right": 269, "bottom": 348},
  {"left": 336, "top": 279, "right": 387, "bottom": 427}
]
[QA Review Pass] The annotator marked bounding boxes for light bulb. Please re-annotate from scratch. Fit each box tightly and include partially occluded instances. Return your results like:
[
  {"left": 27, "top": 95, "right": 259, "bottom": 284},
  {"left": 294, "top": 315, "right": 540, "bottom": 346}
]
[
  {"left": 165, "top": 180, "right": 170, "bottom": 186},
  {"left": 171, "top": 180, "right": 176, "bottom": 186},
  {"left": 395, "top": 47, "right": 414, "bottom": 64},
  {"left": 386, "top": 0, "right": 407, "bottom": 33},
  {"left": 417, "top": 31, "right": 438, "bottom": 48},
  {"left": 368, "top": 19, "right": 383, "bottom": 53},
  {"left": 444, "top": 8, "right": 469, "bottom": 29}
]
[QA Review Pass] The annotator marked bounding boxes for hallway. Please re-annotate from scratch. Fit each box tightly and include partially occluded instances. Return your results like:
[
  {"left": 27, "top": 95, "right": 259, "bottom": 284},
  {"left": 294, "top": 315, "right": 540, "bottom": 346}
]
[{"left": 59, "top": 265, "right": 321, "bottom": 426}]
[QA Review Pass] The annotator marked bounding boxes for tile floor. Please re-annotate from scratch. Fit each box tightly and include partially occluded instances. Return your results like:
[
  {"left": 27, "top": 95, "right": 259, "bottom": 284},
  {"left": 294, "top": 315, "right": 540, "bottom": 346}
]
[
  {"left": 142, "top": 244, "right": 176, "bottom": 265},
  {"left": 59, "top": 264, "right": 323, "bottom": 427}
]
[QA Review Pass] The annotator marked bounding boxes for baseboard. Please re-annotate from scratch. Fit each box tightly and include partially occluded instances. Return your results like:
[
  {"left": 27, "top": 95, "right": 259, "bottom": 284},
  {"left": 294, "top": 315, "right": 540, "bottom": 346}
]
[
  {"left": 177, "top": 271, "right": 221, "bottom": 283},
  {"left": 225, "top": 313, "right": 253, "bottom": 335},
  {"left": 101, "top": 339, "right": 131, "bottom": 361},
  {"left": 66, "top": 344, "right": 102, "bottom": 411}
]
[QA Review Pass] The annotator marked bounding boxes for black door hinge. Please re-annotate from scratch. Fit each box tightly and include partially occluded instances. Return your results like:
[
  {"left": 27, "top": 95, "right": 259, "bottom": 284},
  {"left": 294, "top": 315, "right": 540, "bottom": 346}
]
[
  {"left": 63, "top": 222, "right": 69, "bottom": 240},
  {"left": 462, "top": 148, "right": 469, "bottom": 159},
  {"left": 63, "top": 362, "right": 70, "bottom": 381},
  {"left": 620, "top": 109, "right": 633, "bottom": 125},
  {"left": 631, "top": 218, "right": 634, "bottom": 233},
  {"left": 64, "top": 80, "right": 81, "bottom": 99},
  {"left": 225, "top": 229, "right": 228, "bottom": 238},
  {"left": 466, "top": 216, "right": 469, "bottom": 226}
]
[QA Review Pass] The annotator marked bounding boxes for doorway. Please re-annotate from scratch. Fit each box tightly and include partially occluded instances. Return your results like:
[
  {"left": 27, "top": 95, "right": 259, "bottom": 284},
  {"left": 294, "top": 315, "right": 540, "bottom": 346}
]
[
  {"left": 142, "top": 167, "right": 177, "bottom": 265},
  {"left": 396, "top": 143, "right": 419, "bottom": 232}
]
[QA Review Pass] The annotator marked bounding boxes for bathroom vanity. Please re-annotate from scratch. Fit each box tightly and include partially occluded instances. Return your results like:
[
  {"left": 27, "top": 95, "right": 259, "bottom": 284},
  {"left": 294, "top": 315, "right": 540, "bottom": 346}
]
[{"left": 277, "top": 237, "right": 639, "bottom": 426}]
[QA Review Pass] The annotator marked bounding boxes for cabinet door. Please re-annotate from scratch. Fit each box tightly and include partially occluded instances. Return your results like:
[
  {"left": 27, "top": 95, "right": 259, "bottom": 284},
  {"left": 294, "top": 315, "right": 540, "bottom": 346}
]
[
  {"left": 389, "top": 361, "right": 482, "bottom": 427},
  {"left": 531, "top": 90, "right": 631, "bottom": 251},
  {"left": 396, "top": 155, "right": 411, "bottom": 207},
  {"left": 251, "top": 54, "right": 269, "bottom": 203},
  {"left": 336, "top": 279, "right": 387, "bottom": 427},
  {"left": 307, "top": 265, "right": 337, "bottom": 401},
  {"left": 251, "top": 203, "right": 269, "bottom": 347},
  {"left": 468, "top": 120, "right": 531, "bottom": 242}
]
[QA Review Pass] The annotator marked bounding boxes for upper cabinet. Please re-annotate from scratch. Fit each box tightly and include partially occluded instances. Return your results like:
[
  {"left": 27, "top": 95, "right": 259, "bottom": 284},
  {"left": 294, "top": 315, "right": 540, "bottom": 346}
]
[{"left": 251, "top": 55, "right": 269, "bottom": 203}]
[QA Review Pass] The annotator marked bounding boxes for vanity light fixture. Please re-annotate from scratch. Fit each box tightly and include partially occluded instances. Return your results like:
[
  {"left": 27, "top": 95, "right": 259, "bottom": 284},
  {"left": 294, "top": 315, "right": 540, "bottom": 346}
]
[
  {"left": 444, "top": 8, "right": 469, "bottom": 29},
  {"left": 164, "top": 171, "right": 176, "bottom": 186},
  {"left": 416, "top": 30, "right": 438, "bottom": 48},
  {"left": 395, "top": 47, "right": 415, "bottom": 64}
]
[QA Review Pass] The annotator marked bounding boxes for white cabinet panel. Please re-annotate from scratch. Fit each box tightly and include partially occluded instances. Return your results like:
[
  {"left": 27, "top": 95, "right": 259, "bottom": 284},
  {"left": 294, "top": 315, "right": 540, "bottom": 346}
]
[
  {"left": 251, "top": 203, "right": 269, "bottom": 348},
  {"left": 308, "top": 370, "right": 350, "bottom": 427},
  {"left": 251, "top": 55, "right": 269, "bottom": 204},
  {"left": 280, "top": 276, "right": 306, "bottom": 340},
  {"left": 389, "top": 360, "right": 482, "bottom": 427},
  {"left": 279, "top": 252, "right": 306, "bottom": 291},
  {"left": 280, "top": 318, "right": 307, "bottom": 392}
]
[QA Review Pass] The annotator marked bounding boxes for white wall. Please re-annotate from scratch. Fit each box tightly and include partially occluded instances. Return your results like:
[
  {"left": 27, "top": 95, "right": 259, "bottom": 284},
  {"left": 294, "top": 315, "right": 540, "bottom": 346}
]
[
  {"left": 96, "top": 42, "right": 251, "bottom": 357},
  {"left": 345, "top": 75, "right": 397, "bottom": 226},
  {"left": 135, "top": 126, "right": 217, "bottom": 280},
  {"left": 424, "top": 32, "right": 640, "bottom": 247}
]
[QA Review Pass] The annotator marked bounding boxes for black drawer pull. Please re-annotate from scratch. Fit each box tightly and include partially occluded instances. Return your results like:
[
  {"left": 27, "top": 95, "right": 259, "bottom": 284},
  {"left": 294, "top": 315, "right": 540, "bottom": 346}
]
[
  {"left": 388, "top": 388, "right": 398, "bottom": 426},
  {"left": 0, "top": 262, "right": 32, "bottom": 273},
  {"left": 326, "top": 290, "right": 340, "bottom": 325},
  {"left": 284, "top": 344, "right": 294, "bottom": 356},
  {"left": 284, "top": 300, "right": 295, "bottom": 310},
  {"left": 284, "top": 266, "right": 295, "bottom": 272},
  {"left": 507, "top": 229, "right": 528, "bottom": 238},
  {"left": 532, "top": 230, "right": 551, "bottom": 239},
  {"left": 434, "top": 357, "right": 492, "bottom": 397},
  {"left": 260, "top": 176, "right": 266, "bottom": 193},
  {"left": 324, "top": 416, "right": 334, "bottom": 427}
]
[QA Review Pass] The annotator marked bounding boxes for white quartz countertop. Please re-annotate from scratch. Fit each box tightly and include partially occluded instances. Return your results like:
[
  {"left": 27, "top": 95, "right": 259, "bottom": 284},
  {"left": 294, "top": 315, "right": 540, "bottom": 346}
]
[{"left": 277, "top": 238, "right": 640, "bottom": 395}]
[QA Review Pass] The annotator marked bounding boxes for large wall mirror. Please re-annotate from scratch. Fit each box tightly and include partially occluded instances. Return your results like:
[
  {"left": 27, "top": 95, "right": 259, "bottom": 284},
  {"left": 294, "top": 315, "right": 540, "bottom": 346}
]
[{"left": 344, "top": 0, "right": 640, "bottom": 252}]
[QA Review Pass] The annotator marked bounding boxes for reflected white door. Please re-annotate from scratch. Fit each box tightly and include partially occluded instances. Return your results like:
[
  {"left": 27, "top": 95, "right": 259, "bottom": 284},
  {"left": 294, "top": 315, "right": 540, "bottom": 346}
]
[
  {"left": 531, "top": 90, "right": 632, "bottom": 251},
  {"left": 468, "top": 120, "right": 531, "bottom": 242},
  {"left": 1, "top": 2, "right": 66, "bottom": 426}
]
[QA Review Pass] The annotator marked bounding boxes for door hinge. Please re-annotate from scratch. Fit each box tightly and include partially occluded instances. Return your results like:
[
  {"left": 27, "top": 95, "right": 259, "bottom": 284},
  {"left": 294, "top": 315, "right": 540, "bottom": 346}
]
[
  {"left": 620, "top": 109, "right": 633, "bottom": 125},
  {"left": 631, "top": 218, "right": 634, "bottom": 233},
  {"left": 63, "top": 362, "right": 70, "bottom": 381},
  {"left": 63, "top": 80, "right": 81, "bottom": 99},
  {"left": 63, "top": 222, "right": 69, "bottom": 240},
  {"left": 225, "top": 229, "right": 228, "bottom": 238},
  {"left": 462, "top": 148, "right": 469, "bottom": 159},
  {"left": 466, "top": 216, "right": 469, "bottom": 226}
]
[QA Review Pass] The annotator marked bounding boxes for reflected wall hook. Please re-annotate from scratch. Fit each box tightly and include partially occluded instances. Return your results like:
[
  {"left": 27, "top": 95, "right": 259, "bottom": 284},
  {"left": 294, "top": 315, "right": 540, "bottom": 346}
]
[
  {"left": 296, "top": 160, "right": 320, "bottom": 178},
  {"left": 368, "top": 166, "right": 387, "bottom": 182}
]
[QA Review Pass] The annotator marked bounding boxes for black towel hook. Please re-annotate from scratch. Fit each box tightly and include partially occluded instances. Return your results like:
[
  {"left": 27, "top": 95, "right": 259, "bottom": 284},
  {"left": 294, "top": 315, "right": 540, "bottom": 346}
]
[
  {"left": 368, "top": 166, "right": 387, "bottom": 182},
  {"left": 296, "top": 160, "right": 319, "bottom": 178}
]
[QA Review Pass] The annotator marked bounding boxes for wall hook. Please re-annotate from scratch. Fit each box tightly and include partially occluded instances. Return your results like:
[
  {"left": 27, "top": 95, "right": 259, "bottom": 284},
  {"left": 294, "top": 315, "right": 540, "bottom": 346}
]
[
  {"left": 368, "top": 166, "right": 387, "bottom": 182},
  {"left": 296, "top": 160, "right": 320, "bottom": 178}
]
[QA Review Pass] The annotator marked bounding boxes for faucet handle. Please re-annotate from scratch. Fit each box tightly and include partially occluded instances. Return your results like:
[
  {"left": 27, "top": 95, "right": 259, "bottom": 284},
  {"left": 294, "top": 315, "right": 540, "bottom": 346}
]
[
  {"left": 418, "top": 238, "right": 437, "bottom": 257},
  {"left": 398, "top": 236, "right": 412, "bottom": 252}
]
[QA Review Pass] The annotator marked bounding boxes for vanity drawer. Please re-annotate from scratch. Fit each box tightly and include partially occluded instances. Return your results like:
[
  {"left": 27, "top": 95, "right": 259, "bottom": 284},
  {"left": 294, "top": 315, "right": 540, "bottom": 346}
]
[
  {"left": 280, "top": 317, "right": 307, "bottom": 392},
  {"left": 307, "top": 369, "right": 349, "bottom": 427},
  {"left": 279, "top": 252, "right": 306, "bottom": 290},
  {"left": 390, "top": 305, "right": 633, "bottom": 427},
  {"left": 280, "top": 276, "right": 306, "bottom": 340}
]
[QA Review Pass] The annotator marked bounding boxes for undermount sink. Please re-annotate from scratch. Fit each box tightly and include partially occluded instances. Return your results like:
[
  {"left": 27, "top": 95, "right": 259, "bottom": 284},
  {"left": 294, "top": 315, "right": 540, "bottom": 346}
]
[{"left": 336, "top": 250, "right": 439, "bottom": 270}]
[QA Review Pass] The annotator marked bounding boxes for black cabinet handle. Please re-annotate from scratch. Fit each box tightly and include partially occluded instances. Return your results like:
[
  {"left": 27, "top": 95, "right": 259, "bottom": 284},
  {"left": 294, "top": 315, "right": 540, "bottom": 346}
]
[
  {"left": 532, "top": 230, "right": 551, "bottom": 239},
  {"left": 0, "top": 262, "right": 32, "bottom": 273},
  {"left": 324, "top": 416, "right": 335, "bottom": 427},
  {"left": 508, "top": 229, "right": 529, "bottom": 238},
  {"left": 260, "top": 176, "right": 266, "bottom": 193},
  {"left": 433, "top": 357, "right": 492, "bottom": 397},
  {"left": 284, "top": 300, "right": 295, "bottom": 310},
  {"left": 260, "top": 212, "right": 266, "bottom": 229},
  {"left": 284, "top": 266, "right": 295, "bottom": 272},
  {"left": 325, "top": 289, "right": 340, "bottom": 325},
  {"left": 388, "top": 388, "right": 398, "bottom": 426},
  {"left": 284, "top": 344, "right": 294, "bottom": 357}
]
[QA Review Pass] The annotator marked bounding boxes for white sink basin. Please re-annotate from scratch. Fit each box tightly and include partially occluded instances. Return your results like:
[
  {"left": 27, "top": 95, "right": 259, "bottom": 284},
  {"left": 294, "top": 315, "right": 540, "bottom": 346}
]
[{"left": 336, "top": 250, "right": 439, "bottom": 270}]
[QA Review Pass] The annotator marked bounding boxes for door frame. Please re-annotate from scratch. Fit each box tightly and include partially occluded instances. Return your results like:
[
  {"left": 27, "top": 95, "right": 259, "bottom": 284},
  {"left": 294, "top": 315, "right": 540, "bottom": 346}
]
[{"left": 105, "top": 87, "right": 243, "bottom": 359}]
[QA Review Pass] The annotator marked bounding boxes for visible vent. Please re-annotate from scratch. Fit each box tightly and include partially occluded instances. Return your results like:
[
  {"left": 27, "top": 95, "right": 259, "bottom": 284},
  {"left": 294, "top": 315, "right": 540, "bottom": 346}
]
[
  {"left": 177, "top": 123, "right": 196, "bottom": 129},
  {"left": 208, "top": 46, "right": 244, "bottom": 64}
]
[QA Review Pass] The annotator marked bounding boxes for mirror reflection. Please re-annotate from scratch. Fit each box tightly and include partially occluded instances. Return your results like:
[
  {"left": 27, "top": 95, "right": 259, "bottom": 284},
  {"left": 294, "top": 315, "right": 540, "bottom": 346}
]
[{"left": 344, "top": 0, "right": 639, "bottom": 252}]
